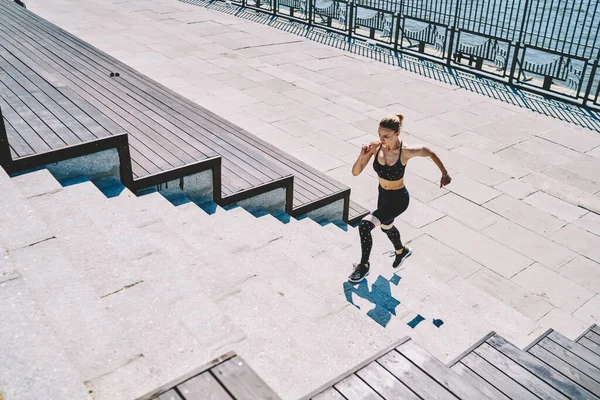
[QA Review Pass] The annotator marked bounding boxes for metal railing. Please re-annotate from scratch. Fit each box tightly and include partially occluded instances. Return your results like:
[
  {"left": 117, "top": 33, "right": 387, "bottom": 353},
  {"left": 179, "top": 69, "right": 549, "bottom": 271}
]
[{"left": 194, "top": 0, "right": 600, "bottom": 110}]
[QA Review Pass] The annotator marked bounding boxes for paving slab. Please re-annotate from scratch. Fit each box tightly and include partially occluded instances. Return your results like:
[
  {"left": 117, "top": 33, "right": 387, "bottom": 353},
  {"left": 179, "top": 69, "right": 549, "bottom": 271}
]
[
  {"left": 522, "top": 191, "right": 589, "bottom": 223},
  {"left": 511, "top": 263, "right": 595, "bottom": 314},
  {"left": 536, "top": 308, "right": 590, "bottom": 340},
  {"left": 559, "top": 256, "right": 600, "bottom": 294},
  {"left": 429, "top": 192, "right": 501, "bottom": 231},
  {"left": 466, "top": 268, "right": 553, "bottom": 321},
  {"left": 424, "top": 216, "right": 533, "bottom": 279},
  {"left": 550, "top": 224, "right": 600, "bottom": 262},
  {"left": 482, "top": 219, "right": 576, "bottom": 270},
  {"left": 494, "top": 178, "right": 538, "bottom": 200},
  {"left": 483, "top": 194, "right": 566, "bottom": 237},
  {"left": 573, "top": 295, "right": 600, "bottom": 325}
]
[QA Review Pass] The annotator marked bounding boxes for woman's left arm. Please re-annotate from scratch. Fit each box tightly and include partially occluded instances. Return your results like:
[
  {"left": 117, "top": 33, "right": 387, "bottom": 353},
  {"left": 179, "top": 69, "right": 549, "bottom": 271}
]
[{"left": 406, "top": 145, "right": 451, "bottom": 188}]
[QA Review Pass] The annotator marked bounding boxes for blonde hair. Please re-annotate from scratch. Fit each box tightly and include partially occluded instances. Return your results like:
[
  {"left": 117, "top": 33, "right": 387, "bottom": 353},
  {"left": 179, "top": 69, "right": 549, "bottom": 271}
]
[{"left": 379, "top": 114, "right": 404, "bottom": 133}]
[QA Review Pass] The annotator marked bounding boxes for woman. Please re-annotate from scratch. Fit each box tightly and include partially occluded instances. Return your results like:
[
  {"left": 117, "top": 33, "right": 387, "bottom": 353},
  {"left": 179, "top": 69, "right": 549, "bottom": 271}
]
[{"left": 348, "top": 114, "right": 451, "bottom": 284}]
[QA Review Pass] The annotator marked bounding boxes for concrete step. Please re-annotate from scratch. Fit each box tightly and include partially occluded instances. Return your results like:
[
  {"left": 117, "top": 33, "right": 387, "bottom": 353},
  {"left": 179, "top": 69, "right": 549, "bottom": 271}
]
[
  {"left": 0, "top": 169, "right": 54, "bottom": 251},
  {"left": 0, "top": 170, "right": 91, "bottom": 400},
  {"left": 10, "top": 172, "right": 246, "bottom": 399},
  {"left": 273, "top": 218, "right": 544, "bottom": 361},
  {"left": 0, "top": 275, "right": 91, "bottom": 400}
]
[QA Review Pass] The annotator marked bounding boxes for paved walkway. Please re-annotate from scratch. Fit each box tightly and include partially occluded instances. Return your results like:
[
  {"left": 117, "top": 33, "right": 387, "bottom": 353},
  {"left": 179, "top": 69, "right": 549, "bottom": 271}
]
[{"left": 27, "top": 0, "right": 600, "bottom": 341}]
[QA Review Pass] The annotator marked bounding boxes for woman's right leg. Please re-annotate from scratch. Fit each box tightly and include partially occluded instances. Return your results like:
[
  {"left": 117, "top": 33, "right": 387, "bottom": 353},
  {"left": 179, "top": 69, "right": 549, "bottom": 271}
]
[{"left": 348, "top": 214, "right": 380, "bottom": 284}]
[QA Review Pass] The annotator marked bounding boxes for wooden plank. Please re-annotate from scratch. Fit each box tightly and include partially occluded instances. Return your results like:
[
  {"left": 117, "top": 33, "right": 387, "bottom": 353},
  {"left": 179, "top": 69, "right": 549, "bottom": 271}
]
[
  {"left": 177, "top": 372, "right": 233, "bottom": 400},
  {"left": 529, "top": 343, "right": 600, "bottom": 396},
  {"left": 0, "top": 54, "right": 103, "bottom": 142},
  {"left": 451, "top": 362, "right": 511, "bottom": 400},
  {"left": 3, "top": 116, "right": 34, "bottom": 158},
  {"left": 136, "top": 101, "right": 283, "bottom": 185},
  {"left": 459, "top": 352, "right": 538, "bottom": 400},
  {"left": 377, "top": 350, "right": 458, "bottom": 399},
  {"left": 0, "top": 96, "right": 52, "bottom": 154},
  {"left": 580, "top": 336, "right": 600, "bottom": 356},
  {"left": 0, "top": 73, "right": 82, "bottom": 146},
  {"left": 157, "top": 390, "right": 184, "bottom": 400},
  {"left": 298, "top": 337, "right": 411, "bottom": 400},
  {"left": 356, "top": 361, "right": 420, "bottom": 399},
  {"left": 588, "top": 331, "right": 600, "bottom": 346},
  {"left": 478, "top": 339, "right": 570, "bottom": 400},
  {"left": 312, "top": 387, "right": 345, "bottom": 400},
  {"left": 548, "top": 331, "right": 600, "bottom": 368},
  {"left": 0, "top": 82, "right": 67, "bottom": 150},
  {"left": 492, "top": 335, "right": 598, "bottom": 399},
  {"left": 129, "top": 146, "right": 160, "bottom": 177},
  {"left": 593, "top": 325, "right": 600, "bottom": 337},
  {"left": 0, "top": 36, "right": 192, "bottom": 171},
  {"left": 539, "top": 337, "right": 600, "bottom": 382},
  {"left": 135, "top": 352, "right": 237, "bottom": 400},
  {"left": 333, "top": 374, "right": 383, "bottom": 400},
  {"left": 0, "top": 39, "right": 129, "bottom": 140},
  {"left": 396, "top": 339, "right": 487, "bottom": 399},
  {"left": 211, "top": 356, "right": 281, "bottom": 400},
  {"left": 140, "top": 109, "right": 272, "bottom": 187},
  {"left": 0, "top": 53, "right": 96, "bottom": 143}
]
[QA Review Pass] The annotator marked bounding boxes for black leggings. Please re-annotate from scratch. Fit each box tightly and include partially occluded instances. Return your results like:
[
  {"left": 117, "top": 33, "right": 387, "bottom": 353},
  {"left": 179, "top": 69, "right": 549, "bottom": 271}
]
[{"left": 359, "top": 186, "right": 410, "bottom": 265}]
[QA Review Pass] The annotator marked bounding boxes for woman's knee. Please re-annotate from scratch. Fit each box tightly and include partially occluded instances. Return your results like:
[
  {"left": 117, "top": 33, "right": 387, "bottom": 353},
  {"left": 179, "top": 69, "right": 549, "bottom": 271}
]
[
  {"left": 359, "top": 219, "right": 376, "bottom": 234},
  {"left": 380, "top": 222, "right": 394, "bottom": 231}
]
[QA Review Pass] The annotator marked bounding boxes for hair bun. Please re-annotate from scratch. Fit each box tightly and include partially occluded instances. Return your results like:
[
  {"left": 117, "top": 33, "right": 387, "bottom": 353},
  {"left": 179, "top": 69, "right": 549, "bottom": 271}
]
[{"left": 397, "top": 114, "right": 404, "bottom": 122}]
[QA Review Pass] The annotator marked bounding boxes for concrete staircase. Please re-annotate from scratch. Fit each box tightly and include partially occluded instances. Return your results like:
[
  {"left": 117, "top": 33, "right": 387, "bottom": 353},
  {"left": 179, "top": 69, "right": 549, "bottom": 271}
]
[{"left": 0, "top": 166, "right": 585, "bottom": 400}]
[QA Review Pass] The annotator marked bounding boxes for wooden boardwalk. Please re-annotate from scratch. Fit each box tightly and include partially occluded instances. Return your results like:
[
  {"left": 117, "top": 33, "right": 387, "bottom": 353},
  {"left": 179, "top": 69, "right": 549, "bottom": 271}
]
[
  {"left": 302, "top": 328, "right": 600, "bottom": 399},
  {"left": 137, "top": 352, "right": 281, "bottom": 400},
  {"left": 0, "top": 0, "right": 369, "bottom": 222}
]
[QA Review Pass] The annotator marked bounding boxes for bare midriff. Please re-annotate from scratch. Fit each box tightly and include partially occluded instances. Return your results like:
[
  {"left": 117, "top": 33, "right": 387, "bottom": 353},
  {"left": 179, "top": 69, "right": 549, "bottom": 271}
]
[{"left": 378, "top": 177, "right": 405, "bottom": 190}]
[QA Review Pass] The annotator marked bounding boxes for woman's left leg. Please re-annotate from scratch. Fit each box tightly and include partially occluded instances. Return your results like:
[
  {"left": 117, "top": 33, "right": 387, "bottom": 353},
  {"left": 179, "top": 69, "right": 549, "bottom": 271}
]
[{"left": 380, "top": 187, "right": 411, "bottom": 268}]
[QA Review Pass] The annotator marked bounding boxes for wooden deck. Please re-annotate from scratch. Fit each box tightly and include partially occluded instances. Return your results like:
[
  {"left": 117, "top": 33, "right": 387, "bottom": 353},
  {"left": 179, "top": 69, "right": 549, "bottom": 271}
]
[
  {"left": 136, "top": 352, "right": 281, "bottom": 400},
  {"left": 450, "top": 331, "right": 600, "bottom": 400},
  {"left": 577, "top": 324, "right": 600, "bottom": 358},
  {"left": 303, "top": 328, "right": 600, "bottom": 399},
  {"left": 0, "top": 0, "right": 369, "bottom": 223},
  {"left": 302, "top": 337, "right": 489, "bottom": 399}
]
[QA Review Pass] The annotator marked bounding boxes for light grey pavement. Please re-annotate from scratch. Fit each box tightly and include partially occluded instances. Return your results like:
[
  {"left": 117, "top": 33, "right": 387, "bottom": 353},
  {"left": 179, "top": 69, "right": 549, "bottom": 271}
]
[{"left": 13, "top": 0, "right": 600, "bottom": 392}]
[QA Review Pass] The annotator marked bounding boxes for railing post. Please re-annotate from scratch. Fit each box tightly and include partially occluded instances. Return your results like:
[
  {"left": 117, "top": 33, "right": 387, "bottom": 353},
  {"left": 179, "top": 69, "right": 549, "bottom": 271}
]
[
  {"left": 393, "top": 12, "right": 401, "bottom": 52},
  {"left": 516, "top": 0, "right": 530, "bottom": 44},
  {"left": 347, "top": 0, "right": 354, "bottom": 40},
  {"left": 446, "top": 26, "right": 455, "bottom": 66},
  {"left": 583, "top": 59, "right": 599, "bottom": 107},
  {"left": 307, "top": 0, "right": 313, "bottom": 26},
  {"left": 508, "top": 41, "right": 520, "bottom": 86}
]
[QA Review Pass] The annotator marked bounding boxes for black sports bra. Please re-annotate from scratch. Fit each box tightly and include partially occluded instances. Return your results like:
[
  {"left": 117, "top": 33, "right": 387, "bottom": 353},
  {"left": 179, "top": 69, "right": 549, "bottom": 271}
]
[{"left": 373, "top": 143, "right": 406, "bottom": 181}]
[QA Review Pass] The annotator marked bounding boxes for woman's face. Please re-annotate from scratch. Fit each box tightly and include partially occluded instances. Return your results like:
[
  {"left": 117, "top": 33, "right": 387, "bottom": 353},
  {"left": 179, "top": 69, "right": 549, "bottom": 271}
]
[{"left": 378, "top": 126, "right": 399, "bottom": 149}]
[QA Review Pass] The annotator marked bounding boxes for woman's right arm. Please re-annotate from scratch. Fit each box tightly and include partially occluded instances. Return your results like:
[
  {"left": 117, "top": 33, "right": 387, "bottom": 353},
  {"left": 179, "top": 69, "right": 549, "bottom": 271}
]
[{"left": 352, "top": 142, "right": 378, "bottom": 176}]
